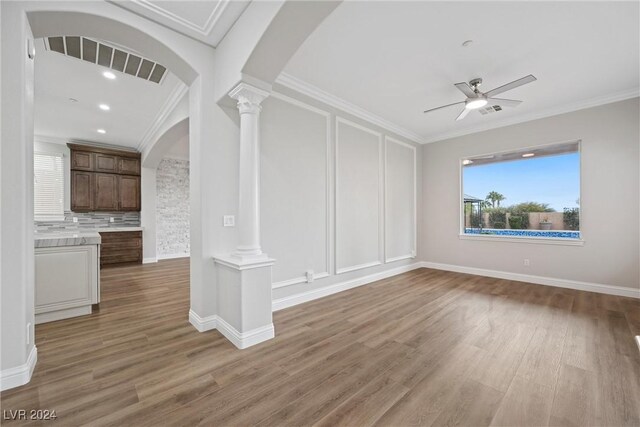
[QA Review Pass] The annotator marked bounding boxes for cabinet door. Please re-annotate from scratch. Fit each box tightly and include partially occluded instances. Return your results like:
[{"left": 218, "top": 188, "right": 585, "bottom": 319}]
[
  {"left": 71, "top": 151, "right": 93, "bottom": 171},
  {"left": 94, "top": 173, "right": 119, "bottom": 211},
  {"left": 118, "top": 175, "right": 140, "bottom": 211},
  {"left": 118, "top": 157, "right": 140, "bottom": 176},
  {"left": 71, "top": 171, "right": 93, "bottom": 211},
  {"left": 95, "top": 153, "right": 118, "bottom": 173}
]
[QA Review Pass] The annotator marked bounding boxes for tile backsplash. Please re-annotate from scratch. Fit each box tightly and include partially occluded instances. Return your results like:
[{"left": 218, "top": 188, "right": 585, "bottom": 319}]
[{"left": 35, "top": 211, "right": 140, "bottom": 232}]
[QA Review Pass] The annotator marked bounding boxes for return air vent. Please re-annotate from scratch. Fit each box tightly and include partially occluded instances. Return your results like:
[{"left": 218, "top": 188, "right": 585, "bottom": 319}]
[
  {"left": 44, "top": 36, "right": 167, "bottom": 84},
  {"left": 478, "top": 105, "right": 503, "bottom": 115}
]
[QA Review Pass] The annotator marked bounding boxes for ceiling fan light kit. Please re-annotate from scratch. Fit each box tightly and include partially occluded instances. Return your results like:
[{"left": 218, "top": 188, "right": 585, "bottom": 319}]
[{"left": 424, "top": 74, "right": 537, "bottom": 121}]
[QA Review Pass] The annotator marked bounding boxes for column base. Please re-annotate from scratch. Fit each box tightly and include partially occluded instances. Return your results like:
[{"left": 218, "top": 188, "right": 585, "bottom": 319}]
[{"left": 212, "top": 254, "right": 275, "bottom": 349}]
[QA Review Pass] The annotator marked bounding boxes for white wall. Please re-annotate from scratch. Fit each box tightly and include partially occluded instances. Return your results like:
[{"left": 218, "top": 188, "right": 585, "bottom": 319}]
[
  {"left": 262, "top": 86, "right": 422, "bottom": 303},
  {"left": 421, "top": 98, "right": 640, "bottom": 292},
  {"left": 156, "top": 158, "right": 190, "bottom": 258},
  {"left": 1, "top": 2, "right": 37, "bottom": 389}
]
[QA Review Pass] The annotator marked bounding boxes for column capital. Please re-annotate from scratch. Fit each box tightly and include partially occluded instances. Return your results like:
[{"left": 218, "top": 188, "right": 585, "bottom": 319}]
[{"left": 229, "top": 83, "right": 270, "bottom": 113}]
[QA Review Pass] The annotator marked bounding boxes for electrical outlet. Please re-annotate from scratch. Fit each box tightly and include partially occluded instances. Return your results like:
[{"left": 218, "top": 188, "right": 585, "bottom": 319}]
[
  {"left": 523, "top": 259, "right": 530, "bottom": 266},
  {"left": 306, "top": 270, "right": 314, "bottom": 283},
  {"left": 72, "top": 217, "right": 78, "bottom": 223},
  {"left": 223, "top": 215, "right": 235, "bottom": 227},
  {"left": 109, "top": 217, "right": 115, "bottom": 223}
]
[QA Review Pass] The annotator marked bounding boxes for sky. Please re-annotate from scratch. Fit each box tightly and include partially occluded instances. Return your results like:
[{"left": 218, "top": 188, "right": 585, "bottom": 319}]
[{"left": 463, "top": 152, "right": 580, "bottom": 211}]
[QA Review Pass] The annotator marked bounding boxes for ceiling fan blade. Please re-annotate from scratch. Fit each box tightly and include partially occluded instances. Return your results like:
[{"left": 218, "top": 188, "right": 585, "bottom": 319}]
[
  {"left": 454, "top": 82, "right": 477, "bottom": 98},
  {"left": 455, "top": 107, "right": 470, "bottom": 121},
  {"left": 486, "top": 98, "right": 522, "bottom": 108},
  {"left": 423, "top": 101, "right": 464, "bottom": 114},
  {"left": 485, "top": 74, "right": 537, "bottom": 97}
]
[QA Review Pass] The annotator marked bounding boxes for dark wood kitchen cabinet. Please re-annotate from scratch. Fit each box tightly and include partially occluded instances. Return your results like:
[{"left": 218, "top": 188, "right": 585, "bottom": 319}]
[
  {"left": 71, "top": 150, "right": 93, "bottom": 171},
  {"left": 68, "top": 143, "right": 141, "bottom": 212},
  {"left": 95, "top": 153, "right": 118, "bottom": 173},
  {"left": 94, "top": 173, "right": 119, "bottom": 211},
  {"left": 99, "top": 231, "right": 142, "bottom": 266},
  {"left": 118, "top": 175, "right": 140, "bottom": 211},
  {"left": 118, "top": 157, "right": 140, "bottom": 175},
  {"left": 71, "top": 171, "right": 93, "bottom": 211}
]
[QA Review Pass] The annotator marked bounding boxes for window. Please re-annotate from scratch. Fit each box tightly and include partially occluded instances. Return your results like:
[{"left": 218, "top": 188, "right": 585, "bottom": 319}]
[
  {"left": 34, "top": 152, "right": 64, "bottom": 221},
  {"left": 461, "top": 141, "right": 581, "bottom": 241}
]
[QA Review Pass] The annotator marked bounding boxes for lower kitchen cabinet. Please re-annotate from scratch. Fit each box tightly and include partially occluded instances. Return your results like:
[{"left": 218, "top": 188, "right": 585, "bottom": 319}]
[
  {"left": 35, "top": 244, "right": 100, "bottom": 324},
  {"left": 99, "top": 231, "right": 142, "bottom": 266}
]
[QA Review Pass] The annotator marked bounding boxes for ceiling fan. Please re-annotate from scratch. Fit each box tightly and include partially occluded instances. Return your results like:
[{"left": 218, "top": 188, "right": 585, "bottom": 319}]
[{"left": 423, "top": 74, "right": 537, "bottom": 121}]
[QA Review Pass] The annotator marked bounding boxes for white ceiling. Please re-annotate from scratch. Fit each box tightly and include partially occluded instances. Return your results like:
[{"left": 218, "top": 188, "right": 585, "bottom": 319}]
[
  {"left": 284, "top": 1, "right": 640, "bottom": 143},
  {"left": 34, "top": 39, "right": 183, "bottom": 149},
  {"left": 109, "top": 0, "right": 250, "bottom": 47}
]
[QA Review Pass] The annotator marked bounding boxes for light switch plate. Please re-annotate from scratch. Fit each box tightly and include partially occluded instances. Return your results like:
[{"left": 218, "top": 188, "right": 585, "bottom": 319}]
[{"left": 223, "top": 215, "right": 235, "bottom": 227}]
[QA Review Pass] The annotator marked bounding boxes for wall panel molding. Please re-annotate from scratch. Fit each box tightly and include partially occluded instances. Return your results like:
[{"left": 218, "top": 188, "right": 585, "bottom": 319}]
[
  {"left": 384, "top": 136, "right": 417, "bottom": 263},
  {"left": 266, "top": 92, "right": 332, "bottom": 288},
  {"left": 335, "top": 117, "right": 384, "bottom": 275}
]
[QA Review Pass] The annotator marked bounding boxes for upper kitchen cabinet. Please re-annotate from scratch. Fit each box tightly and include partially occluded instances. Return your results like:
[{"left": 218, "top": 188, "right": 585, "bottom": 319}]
[
  {"left": 118, "top": 157, "right": 140, "bottom": 175},
  {"left": 118, "top": 175, "right": 141, "bottom": 211},
  {"left": 71, "top": 150, "right": 94, "bottom": 171},
  {"left": 68, "top": 143, "right": 142, "bottom": 212},
  {"left": 95, "top": 153, "right": 119, "bottom": 173}
]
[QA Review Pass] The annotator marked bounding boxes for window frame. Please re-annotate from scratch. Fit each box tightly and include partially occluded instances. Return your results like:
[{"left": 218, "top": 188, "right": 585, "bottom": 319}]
[
  {"left": 34, "top": 151, "right": 65, "bottom": 222},
  {"left": 458, "top": 140, "right": 584, "bottom": 246}
]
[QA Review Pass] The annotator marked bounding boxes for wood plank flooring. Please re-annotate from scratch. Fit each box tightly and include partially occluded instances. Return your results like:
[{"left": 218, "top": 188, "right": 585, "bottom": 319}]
[{"left": 1, "top": 258, "right": 639, "bottom": 426}]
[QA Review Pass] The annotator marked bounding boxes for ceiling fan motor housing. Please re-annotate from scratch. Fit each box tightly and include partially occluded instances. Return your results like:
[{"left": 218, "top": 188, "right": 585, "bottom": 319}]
[{"left": 469, "top": 78, "right": 483, "bottom": 91}]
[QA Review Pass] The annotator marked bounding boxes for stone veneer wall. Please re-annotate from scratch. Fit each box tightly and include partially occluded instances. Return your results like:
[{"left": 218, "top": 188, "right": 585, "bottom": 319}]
[
  {"left": 35, "top": 211, "right": 140, "bottom": 232},
  {"left": 156, "top": 158, "right": 190, "bottom": 257}
]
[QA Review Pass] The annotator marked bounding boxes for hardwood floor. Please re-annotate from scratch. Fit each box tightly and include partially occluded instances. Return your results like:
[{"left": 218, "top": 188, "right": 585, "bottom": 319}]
[{"left": 2, "top": 258, "right": 639, "bottom": 426}]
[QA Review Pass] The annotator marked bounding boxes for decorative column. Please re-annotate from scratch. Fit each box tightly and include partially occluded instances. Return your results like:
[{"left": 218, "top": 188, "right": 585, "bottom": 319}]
[
  {"left": 208, "top": 82, "right": 275, "bottom": 350},
  {"left": 228, "top": 83, "right": 270, "bottom": 261}
]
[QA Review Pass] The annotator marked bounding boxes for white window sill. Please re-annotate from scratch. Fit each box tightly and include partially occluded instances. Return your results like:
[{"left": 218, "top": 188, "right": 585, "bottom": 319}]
[
  {"left": 34, "top": 216, "right": 66, "bottom": 222},
  {"left": 459, "top": 233, "right": 584, "bottom": 246}
]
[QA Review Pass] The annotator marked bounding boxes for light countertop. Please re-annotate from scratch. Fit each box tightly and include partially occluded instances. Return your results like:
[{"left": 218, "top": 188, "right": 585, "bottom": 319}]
[
  {"left": 35, "top": 232, "right": 102, "bottom": 248},
  {"left": 91, "top": 227, "right": 143, "bottom": 233}
]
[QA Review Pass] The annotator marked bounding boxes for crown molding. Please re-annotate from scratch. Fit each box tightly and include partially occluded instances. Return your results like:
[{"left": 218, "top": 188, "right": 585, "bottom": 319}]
[
  {"left": 137, "top": 81, "right": 188, "bottom": 153},
  {"left": 128, "top": 0, "right": 229, "bottom": 36},
  {"left": 34, "top": 135, "right": 69, "bottom": 146},
  {"left": 276, "top": 73, "right": 425, "bottom": 144},
  {"left": 422, "top": 87, "right": 640, "bottom": 144}
]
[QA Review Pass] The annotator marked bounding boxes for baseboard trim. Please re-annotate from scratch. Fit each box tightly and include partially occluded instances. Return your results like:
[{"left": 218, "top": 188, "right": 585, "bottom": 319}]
[
  {"left": 216, "top": 317, "right": 275, "bottom": 350},
  {"left": 142, "top": 257, "right": 157, "bottom": 264},
  {"left": 273, "top": 262, "right": 423, "bottom": 311},
  {"left": 157, "top": 253, "right": 190, "bottom": 260},
  {"left": 188, "top": 309, "right": 217, "bottom": 332},
  {"left": 421, "top": 261, "right": 640, "bottom": 299},
  {"left": 188, "top": 310, "right": 274, "bottom": 349},
  {"left": 0, "top": 346, "right": 37, "bottom": 391}
]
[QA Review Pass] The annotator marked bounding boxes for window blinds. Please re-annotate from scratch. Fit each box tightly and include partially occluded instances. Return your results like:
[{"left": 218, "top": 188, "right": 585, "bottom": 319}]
[{"left": 34, "top": 152, "right": 64, "bottom": 220}]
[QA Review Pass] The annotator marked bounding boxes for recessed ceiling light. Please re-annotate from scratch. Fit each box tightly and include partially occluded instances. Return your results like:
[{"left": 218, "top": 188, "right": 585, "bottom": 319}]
[
  {"left": 99, "top": 104, "right": 110, "bottom": 111},
  {"left": 103, "top": 71, "right": 116, "bottom": 80},
  {"left": 522, "top": 153, "right": 535, "bottom": 158},
  {"left": 462, "top": 40, "right": 474, "bottom": 47},
  {"left": 462, "top": 159, "right": 473, "bottom": 165},
  {"left": 69, "top": 98, "right": 78, "bottom": 103},
  {"left": 97, "top": 129, "right": 106, "bottom": 134}
]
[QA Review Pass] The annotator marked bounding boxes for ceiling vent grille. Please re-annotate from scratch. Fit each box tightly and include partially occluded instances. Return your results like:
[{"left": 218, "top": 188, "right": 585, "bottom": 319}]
[
  {"left": 44, "top": 36, "right": 167, "bottom": 84},
  {"left": 478, "top": 105, "right": 503, "bottom": 115}
]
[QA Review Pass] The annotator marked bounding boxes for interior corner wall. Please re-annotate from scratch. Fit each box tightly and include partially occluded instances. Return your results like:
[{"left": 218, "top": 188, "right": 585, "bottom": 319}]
[
  {"left": 261, "top": 86, "right": 422, "bottom": 305},
  {"left": 421, "top": 98, "right": 640, "bottom": 291},
  {"left": 141, "top": 166, "right": 157, "bottom": 263},
  {"left": 156, "top": 158, "right": 190, "bottom": 259},
  {"left": 1, "top": 1, "right": 36, "bottom": 386}
]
